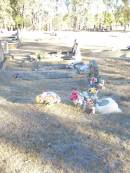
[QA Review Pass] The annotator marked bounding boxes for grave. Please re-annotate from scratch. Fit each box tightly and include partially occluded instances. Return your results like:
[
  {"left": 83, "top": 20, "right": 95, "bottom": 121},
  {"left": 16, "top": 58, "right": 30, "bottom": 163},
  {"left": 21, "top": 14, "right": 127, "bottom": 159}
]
[{"left": 0, "top": 41, "right": 5, "bottom": 69}]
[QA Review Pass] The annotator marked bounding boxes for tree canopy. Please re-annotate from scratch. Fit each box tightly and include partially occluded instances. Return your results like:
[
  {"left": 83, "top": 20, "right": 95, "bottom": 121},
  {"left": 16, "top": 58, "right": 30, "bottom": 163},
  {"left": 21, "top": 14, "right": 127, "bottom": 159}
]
[{"left": 0, "top": 0, "right": 130, "bottom": 31}]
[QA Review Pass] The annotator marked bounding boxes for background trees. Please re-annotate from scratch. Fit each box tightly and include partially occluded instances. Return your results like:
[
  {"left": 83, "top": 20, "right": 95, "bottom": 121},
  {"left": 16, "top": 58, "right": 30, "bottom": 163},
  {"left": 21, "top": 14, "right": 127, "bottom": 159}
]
[{"left": 0, "top": 0, "right": 130, "bottom": 31}]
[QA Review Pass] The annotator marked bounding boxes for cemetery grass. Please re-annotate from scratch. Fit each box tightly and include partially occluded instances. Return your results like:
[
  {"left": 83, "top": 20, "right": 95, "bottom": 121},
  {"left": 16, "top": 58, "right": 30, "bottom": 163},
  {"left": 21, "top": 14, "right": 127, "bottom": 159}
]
[{"left": 0, "top": 41, "right": 129, "bottom": 173}]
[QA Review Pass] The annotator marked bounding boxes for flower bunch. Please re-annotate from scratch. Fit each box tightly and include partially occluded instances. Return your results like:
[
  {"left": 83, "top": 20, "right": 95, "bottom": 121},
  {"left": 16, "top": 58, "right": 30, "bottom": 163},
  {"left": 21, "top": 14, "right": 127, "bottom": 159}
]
[
  {"left": 89, "top": 76, "right": 105, "bottom": 93},
  {"left": 96, "top": 80, "right": 105, "bottom": 90},
  {"left": 90, "top": 77, "right": 98, "bottom": 85},
  {"left": 82, "top": 98, "right": 95, "bottom": 114},
  {"left": 35, "top": 92, "right": 61, "bottom": 105},
  {"left": 88, "top": 87, "right": 98, "bottom": 95},
  {"left": 35, "top": 95, "right": 44, "bottom": 104},
  {"left": 86, "top": 98, "right": 94, "bottom": 107},
  {"left": 70, "top": 89, "right": 96, "bottom": 114},
  {"left": 70, "top": 89, "right": 84, "bottom": 105},
  {"left": 70, "top": 60, "right": 107, "bottom": 114},
  {"left": 43, "top": 95, "right": 56, "bottom": 104}
]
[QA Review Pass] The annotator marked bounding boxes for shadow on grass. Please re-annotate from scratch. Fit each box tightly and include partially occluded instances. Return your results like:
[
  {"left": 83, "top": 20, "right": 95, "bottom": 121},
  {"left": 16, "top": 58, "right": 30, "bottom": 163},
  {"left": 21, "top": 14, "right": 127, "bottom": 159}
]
[
  {"left": 20, "top": 42, "right": 70, "bottom": 53},
  {"left": 0, "top": 103, "right": 118, "bottom": 173},
  {"left": 0, "top": 67, "right": 87, "bottom": 104},
  {"left": 89, "top": 113, "right": 130, "bottom": 141},
  {"left": 0, "top": 41, "right": 129, "bottom": 171}
]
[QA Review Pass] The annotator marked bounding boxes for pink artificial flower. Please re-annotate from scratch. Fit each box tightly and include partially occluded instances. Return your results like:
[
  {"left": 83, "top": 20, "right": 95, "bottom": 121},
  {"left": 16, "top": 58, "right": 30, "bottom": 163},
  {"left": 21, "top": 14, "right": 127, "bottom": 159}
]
[
  {"left": 86, "top": 99, "right": 94, "bottom": 107},
  {"left": 70, "top": 89, "right": 80, "bottom": 101},
  {"left": 90, "top": 77, "right": 98, "bottom": 84}
]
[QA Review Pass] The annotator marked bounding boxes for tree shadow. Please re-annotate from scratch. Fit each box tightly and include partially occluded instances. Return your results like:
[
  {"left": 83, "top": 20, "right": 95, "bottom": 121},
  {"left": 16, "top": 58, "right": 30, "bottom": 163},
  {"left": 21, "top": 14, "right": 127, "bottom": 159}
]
[
  {"left": 89, "top": 112, "right": 130, "bottom": 141},
  {"left": 20, "top": 42, "right": 70, "bottom": 53},
  {"left": 0, "top": 66, "right": 88, "bottom": 104},
  {"left": 0, "top": 42, "right": 129, "bottom": 171},
  {"left": 0, "top": 103, "right": 118, "bottom": 173}
]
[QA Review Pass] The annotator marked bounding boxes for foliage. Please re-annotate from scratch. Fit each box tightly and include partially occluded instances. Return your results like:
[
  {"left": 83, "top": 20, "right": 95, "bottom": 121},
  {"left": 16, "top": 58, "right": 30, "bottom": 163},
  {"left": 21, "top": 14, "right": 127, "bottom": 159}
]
[
  {"left": 15, "top": 15, "right": 24, "bottom": 26},
  {"left": 0, "top": 0, "right": 130, "bottom": 30},
  {"left": 115, "top": 5, "right": 130, "bottom": 26},
  {"left": 103, "top": 12, "right": 114, "bottom": 27},
  {"left": 0, "top": 0, "right": 14, "bottom": 27}
]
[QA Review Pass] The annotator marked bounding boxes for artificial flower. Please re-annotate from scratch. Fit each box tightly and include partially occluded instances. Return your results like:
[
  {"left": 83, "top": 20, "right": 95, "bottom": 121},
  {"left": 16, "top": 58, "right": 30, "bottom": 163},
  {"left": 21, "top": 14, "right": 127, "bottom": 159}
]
[{"left": 88, "top": 87, "right": 97, "bottom": 94}]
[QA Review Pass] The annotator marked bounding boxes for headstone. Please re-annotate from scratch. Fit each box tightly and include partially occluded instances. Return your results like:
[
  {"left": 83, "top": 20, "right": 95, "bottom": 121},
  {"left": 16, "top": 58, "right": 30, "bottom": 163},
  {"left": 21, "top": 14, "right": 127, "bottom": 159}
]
[
  {"left": 96, "top": 97, "right": 122, "bottom": 114},
  {"left": 0, "top": 41, "right": 5, "bottom": 69},
  {"left": 87, "top": 60, "right": 99, "bottom": 80},
  {"left": 1, "top": 41, "right": 9, "bottom": 54}
]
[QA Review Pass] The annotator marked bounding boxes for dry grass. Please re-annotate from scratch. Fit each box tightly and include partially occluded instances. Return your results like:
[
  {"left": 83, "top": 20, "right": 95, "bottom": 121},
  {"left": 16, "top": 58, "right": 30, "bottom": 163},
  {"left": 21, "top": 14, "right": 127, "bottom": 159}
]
[{"left": 0, "top": 38, "right": 129, "bottom": 173}]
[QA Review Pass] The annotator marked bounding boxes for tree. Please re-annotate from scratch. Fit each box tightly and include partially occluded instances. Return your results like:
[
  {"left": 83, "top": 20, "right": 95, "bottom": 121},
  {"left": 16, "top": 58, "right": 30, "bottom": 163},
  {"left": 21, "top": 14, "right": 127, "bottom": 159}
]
[
  {"left": 103, "top": 12, "right": 114, "bottom": 28},
  {"left": 64, "top": 0, "right": 92, "bottom": 31},
  {"left": 0, "top": 0, "right": 14, "bottom": 28},
  {"left": 114, "top": 0, "right": 130, "bottom": 30},
  {"left": 0, "top": 0, "right": 130, "bottom": 31}
]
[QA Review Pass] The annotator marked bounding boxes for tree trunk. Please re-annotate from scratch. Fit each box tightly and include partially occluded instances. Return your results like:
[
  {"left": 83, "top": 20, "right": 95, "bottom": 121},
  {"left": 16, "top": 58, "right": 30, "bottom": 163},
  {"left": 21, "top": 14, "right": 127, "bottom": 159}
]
[
  {"left": 124, "top": 25, "right": 126, "bottom": 31},
  {"left": 73, "top": 16, "right": 77, "bottom": 31}
]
